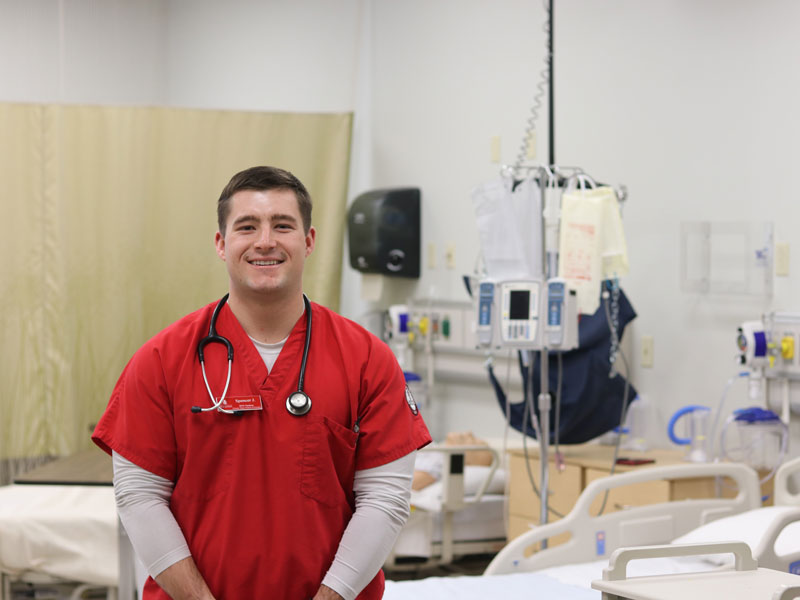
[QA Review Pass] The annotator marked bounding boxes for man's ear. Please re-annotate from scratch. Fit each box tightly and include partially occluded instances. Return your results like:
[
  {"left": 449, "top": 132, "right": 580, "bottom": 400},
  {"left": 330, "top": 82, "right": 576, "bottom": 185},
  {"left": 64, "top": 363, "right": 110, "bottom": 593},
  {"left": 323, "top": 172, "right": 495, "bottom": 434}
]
[
  {"left": 305, "top": 226, "right": 316, "bottom": 257},
  {"left": 215, "top": 231, "right": 226, "bottom": 261}
]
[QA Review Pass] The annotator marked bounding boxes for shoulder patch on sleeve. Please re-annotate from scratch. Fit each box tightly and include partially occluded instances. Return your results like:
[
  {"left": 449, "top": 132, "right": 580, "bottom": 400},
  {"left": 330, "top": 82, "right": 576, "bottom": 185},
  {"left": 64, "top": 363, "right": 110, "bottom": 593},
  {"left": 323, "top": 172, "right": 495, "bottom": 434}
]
[{"left": 405, "top": 385, "right": 419, "bottom": 415}]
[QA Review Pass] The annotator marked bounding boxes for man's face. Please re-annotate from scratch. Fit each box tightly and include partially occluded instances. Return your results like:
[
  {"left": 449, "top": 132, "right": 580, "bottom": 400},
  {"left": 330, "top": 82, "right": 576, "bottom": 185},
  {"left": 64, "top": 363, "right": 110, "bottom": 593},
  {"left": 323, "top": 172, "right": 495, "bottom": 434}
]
[{"left": 215, "top": 189, "right": 315, "bottom": 301}]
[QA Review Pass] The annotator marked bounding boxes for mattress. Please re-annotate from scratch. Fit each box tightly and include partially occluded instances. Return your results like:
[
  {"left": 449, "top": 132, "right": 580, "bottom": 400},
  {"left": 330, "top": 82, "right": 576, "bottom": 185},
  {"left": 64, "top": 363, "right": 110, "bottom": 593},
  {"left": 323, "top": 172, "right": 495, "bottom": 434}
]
[
  {"left": 0, "top": 484, "right": 118, "bottom": 586},
  {"left": 384, "top": 570, "right": 596, "bottom": 599},
  {"left": 383, "top": 555, "right": 723, "bottom": 599}
]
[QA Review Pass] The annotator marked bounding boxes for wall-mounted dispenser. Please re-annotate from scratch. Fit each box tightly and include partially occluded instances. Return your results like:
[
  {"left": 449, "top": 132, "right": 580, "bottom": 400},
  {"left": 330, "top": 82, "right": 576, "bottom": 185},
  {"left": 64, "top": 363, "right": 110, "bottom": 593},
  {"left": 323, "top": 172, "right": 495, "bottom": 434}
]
[{"left": 347, "top": 188, "right": 420, "bottom": 278}]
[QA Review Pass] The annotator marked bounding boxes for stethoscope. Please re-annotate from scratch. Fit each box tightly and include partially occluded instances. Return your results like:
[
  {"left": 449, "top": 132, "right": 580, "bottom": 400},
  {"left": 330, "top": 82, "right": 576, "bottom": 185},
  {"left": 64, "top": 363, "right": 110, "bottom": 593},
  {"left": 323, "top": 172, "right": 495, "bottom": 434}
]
[{"left": 191, "top": 294, "right": 313, "bottom": 417}]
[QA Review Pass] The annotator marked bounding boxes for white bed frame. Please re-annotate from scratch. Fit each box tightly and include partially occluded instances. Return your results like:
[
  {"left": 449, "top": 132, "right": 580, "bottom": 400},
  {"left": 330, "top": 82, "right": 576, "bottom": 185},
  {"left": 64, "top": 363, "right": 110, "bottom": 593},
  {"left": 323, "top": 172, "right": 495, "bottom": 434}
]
[
  {"left": 776, "top": 456, "right": 800, "bottom": 506},
  {"left": 385, "top": 444, "right": 505, "bottom": 570},
  {"left": 485, "top": 461, "right": 762, "bottom": 574},
  {"left": 487, "top": 456, "right": 800, "bottom": 576}
]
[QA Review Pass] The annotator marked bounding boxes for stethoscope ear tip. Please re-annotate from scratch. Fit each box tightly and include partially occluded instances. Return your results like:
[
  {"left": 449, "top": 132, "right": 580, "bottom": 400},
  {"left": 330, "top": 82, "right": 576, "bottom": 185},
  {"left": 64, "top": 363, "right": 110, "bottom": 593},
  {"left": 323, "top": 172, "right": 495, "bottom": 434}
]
[{"left": 191, "top": 406, "right": 202, "bottom": 413}]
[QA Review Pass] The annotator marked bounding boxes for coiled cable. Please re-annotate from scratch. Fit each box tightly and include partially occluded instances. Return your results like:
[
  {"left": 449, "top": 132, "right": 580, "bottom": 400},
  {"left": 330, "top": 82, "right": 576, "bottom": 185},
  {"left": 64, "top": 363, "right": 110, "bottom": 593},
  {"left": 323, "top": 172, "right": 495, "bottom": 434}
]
[{"left": 512, "top": 0, "right": 552, "bottom": 173}]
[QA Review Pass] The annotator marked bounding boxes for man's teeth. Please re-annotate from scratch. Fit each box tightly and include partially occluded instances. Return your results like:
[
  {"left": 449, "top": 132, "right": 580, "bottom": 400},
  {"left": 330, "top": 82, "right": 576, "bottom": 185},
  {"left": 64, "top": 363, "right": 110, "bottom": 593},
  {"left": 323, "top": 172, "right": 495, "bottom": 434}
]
[{"left": 251, "top": 260, "right": 280, "bottom": 266}]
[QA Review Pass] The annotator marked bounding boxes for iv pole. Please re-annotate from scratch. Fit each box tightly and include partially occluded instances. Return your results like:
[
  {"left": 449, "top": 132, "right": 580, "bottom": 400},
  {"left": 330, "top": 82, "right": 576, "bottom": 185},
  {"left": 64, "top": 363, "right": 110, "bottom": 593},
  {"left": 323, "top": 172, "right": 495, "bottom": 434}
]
[
  {"left": 523, "top": 0, "right": 627, "bottom": 543},
  {"left": 538, "top": 0, "right": 554, "bottom": 545},
  {"left": 548, "top": 0, "right": 555, "bottom": 167}
]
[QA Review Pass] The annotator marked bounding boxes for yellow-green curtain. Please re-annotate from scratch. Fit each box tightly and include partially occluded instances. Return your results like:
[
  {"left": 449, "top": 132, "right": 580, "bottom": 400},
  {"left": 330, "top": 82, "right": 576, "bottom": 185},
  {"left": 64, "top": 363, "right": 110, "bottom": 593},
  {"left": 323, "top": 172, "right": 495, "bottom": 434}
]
[{"left": 0, "top": 103, "right": 352, "bottom": 466}]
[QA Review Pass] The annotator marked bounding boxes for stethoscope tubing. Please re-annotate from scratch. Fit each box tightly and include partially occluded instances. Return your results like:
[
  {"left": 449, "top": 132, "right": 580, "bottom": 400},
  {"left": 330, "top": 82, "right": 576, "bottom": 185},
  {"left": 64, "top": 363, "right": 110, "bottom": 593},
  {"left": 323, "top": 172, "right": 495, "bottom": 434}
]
[{"left": 192, "top": 294, "right": 312, "bottom": 416}]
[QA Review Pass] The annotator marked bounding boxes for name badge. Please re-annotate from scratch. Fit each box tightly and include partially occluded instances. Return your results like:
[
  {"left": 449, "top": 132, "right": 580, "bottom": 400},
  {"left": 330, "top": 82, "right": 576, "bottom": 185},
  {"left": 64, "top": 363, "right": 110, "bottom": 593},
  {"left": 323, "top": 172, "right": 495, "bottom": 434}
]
[{"left": 219, "top": 395, "right": 263, "bottom": 412}]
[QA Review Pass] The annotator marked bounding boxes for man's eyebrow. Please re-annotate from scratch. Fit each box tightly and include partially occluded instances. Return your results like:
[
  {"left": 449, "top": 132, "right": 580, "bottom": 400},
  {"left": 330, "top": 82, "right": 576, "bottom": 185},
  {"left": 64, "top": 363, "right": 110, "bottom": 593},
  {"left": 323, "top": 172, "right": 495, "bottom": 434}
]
[
  {"left": 231, "top": 213, "right": 299, "bottom": 227},
  {"left": 269, "top": 213, "right": 299, "bottom": 224},
  {"left": 231, "top": 214, "right": 260, "bottom": 227}
]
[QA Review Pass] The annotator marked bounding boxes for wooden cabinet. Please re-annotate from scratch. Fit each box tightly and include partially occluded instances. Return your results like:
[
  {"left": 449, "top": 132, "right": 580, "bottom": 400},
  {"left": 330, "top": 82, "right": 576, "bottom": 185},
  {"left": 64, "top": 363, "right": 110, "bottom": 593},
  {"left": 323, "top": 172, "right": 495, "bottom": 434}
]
[
  {"left": 506, "top": 443, "right": 774, "bottom": 550},
  {"left": 507, "top": 453, "right": 581, "bottom": 548},
  {"left": 507, "top": 444, "right": 688, "bottom": 543}
]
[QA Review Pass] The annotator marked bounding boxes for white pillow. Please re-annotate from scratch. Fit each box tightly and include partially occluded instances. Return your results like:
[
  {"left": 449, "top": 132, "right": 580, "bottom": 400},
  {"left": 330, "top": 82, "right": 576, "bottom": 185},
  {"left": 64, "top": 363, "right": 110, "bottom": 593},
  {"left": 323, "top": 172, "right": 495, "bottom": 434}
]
[
  {"left": 464, "top": 465, "right": 506, "bottom": 496},
  {"left": 671, "top": 506, "right": 800, "bottom": 566},
  {"left": 411, "top": 466, "right": 506, "bottom": 512}
]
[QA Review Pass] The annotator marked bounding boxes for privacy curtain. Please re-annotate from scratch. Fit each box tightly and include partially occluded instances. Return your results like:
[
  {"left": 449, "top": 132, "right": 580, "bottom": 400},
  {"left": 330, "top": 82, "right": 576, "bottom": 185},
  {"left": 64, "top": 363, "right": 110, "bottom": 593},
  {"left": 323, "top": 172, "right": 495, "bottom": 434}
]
[{"left": 0, "top": 104, "right": 352, "bottom": 470}]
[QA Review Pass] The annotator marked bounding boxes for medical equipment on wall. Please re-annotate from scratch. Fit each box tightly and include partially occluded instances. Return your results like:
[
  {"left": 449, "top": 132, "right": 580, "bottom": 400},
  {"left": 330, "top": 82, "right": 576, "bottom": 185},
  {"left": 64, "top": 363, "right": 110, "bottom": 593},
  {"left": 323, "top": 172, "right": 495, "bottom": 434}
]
[
  {"left": 736, "top": 312, "right": 800, "bottom": 423},
  {"left": 667, "top": 405, "right": 712, "bottom": 463},
  {"left": 619, "top": 395, "right": 653, "bottom": 452},
  {"left": 191, "top": 293, "right": 313, "bottom": 417},
  {"left": 719, "top": 407, "right": 789, "bottom": 483},
  {"left": 386, "top": 304, "right": 411, "bottom": 367}
]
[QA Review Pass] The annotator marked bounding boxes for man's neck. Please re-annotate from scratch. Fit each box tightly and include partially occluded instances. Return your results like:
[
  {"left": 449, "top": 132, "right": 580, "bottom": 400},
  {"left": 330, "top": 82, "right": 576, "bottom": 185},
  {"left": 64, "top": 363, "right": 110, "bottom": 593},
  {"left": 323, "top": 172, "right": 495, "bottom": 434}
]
[{"left": 226, "top": 290, "right": 305, "bottom": 344}]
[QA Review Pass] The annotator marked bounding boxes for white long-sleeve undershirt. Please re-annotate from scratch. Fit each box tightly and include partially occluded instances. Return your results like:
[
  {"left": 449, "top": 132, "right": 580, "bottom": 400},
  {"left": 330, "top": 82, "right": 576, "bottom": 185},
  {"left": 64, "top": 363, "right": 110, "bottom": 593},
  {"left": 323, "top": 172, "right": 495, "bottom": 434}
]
[{"left": 112, "top": 450, "right": 413, "bottom": 600}]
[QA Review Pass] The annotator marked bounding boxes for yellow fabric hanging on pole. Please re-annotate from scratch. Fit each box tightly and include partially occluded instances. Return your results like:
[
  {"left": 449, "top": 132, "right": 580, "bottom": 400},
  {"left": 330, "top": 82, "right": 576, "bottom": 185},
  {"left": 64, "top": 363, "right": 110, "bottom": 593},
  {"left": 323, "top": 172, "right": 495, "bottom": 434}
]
[{"left": 0, "top": 103, "right": 352, "bottom": 466}]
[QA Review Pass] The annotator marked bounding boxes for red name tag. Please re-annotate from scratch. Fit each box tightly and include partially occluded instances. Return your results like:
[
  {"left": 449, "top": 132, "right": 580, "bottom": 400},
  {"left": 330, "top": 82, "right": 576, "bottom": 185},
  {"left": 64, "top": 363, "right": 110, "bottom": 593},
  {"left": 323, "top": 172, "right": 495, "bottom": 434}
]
[{"left": 219, "top": 395, "right": 263, "bottom": 412}]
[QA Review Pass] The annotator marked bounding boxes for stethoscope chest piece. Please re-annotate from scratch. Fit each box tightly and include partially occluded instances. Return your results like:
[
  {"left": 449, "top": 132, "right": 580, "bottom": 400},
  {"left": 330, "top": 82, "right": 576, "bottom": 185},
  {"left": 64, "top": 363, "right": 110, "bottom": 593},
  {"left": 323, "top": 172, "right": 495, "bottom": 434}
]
[{"left": 286, "top": 391, "right": 311, "bottom": 416}]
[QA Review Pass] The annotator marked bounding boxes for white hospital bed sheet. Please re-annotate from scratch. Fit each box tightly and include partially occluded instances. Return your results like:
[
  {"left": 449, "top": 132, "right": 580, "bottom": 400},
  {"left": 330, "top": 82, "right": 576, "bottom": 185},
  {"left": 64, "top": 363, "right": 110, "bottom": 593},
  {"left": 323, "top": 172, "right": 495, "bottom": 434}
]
[
  {"left": 393, "top": 495, "right": 505, "bottom": 557},
  {"left": 0, "top": 484, "right": 117, "bottom": 586},
  {"left": 384, "top": 571, "right": 596, "bottom": 600},
  {"left": 384, "top": 556, "right": 721, "bottom": 599}
]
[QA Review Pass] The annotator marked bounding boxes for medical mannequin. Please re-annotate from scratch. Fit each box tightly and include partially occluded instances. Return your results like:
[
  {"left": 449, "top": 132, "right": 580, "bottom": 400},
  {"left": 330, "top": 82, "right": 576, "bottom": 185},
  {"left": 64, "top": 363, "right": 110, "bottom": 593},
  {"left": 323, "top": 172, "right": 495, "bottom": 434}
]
[
  {"left": 412, "top": 431, "right": 493, "bottom": 490},
  {"left": 93, "top": 166, "right": 431, "bottom": 599}
]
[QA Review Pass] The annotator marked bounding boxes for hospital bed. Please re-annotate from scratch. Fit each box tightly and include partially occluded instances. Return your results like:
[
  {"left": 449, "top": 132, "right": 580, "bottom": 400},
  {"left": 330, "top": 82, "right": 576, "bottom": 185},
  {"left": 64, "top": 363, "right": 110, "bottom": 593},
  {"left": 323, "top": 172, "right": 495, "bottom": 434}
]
[
  {"left": 0, "top": 484, "right": 118, "bottom": 600},
  {"left": 384, "top": 444, "right": 507, "bottom": 571},
  {"left": 384, "top": 456, "right": 800, "bottom": 599},
  {"left": 0, "top": 450, "right": 131, "bottom": 600}
]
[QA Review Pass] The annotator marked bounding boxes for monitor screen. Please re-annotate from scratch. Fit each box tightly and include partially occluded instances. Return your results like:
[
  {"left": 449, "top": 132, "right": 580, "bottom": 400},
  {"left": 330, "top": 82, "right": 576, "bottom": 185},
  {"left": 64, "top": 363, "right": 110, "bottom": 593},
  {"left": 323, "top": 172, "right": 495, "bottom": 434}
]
[{"left": 509, "top": 290, "right": 530, "bottom": 320}]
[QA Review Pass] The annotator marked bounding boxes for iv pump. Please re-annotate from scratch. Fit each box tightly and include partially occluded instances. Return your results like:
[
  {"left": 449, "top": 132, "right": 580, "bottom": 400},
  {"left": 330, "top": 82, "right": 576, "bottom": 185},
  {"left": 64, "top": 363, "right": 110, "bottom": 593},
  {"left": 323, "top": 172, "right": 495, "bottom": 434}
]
[{"left": 475, "top": 277, "right": 578, "bottom": 351}]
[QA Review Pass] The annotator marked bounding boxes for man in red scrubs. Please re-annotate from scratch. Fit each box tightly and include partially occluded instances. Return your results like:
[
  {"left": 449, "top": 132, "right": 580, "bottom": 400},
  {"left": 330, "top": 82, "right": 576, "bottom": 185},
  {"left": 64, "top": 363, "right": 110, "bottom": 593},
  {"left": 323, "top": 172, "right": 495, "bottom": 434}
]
[{"left": 93, "top": 166, "right": 431, "bottom": 599}]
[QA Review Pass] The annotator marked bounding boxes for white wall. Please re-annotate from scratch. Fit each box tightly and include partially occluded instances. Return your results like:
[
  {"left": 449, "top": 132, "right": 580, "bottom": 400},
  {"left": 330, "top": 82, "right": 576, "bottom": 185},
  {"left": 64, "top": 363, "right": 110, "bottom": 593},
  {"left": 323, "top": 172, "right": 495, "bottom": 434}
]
[
  {"left": 162, "top": 0, "right": 362, "bottom": 112},
  {"left": 0, "top": 0, "right": 360, "bottom": 110},
  {"left": 0, "top": 0, "right": 167, "bottom": 104},
  {"left": 353, "top": 0, "right": 800, "bottom": 447},
  {"left": 3, "top": 0, "right": 799, "bottom": 450}
]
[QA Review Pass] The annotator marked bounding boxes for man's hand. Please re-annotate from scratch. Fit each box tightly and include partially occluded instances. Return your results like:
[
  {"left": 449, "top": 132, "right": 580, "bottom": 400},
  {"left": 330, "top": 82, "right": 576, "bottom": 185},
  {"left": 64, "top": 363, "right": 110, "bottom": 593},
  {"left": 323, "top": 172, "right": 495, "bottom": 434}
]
[
  {"left": 312, "top": 584, "right": 344, "bottom": 600},
  {"left": 154, "top": 556, "right": 216, "bottom": 600}
]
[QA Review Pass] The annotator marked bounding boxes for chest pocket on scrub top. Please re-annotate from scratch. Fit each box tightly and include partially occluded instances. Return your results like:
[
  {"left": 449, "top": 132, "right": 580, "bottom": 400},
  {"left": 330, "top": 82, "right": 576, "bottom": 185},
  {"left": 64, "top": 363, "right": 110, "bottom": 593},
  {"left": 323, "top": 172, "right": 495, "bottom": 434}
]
[
  {"left": 177, "top": 414, "right": 236, "bottom": 502},
  {"left": 300, "top": 416, "right": 358, "bottom": 507}
]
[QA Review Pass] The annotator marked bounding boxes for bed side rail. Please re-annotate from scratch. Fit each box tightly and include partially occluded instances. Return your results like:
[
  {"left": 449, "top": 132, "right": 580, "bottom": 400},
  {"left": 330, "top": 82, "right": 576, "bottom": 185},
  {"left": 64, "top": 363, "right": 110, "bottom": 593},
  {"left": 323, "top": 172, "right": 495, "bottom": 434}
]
[
  {"left": 485, "top": 461, "right": 760, "bottom": 575},
  {"left": 754, "top": 506, "right": 800, "bottom": 572},
  {"left": 774, "top": 585, "right": 800, "bottom": 600},
  {"left": 776, "top": 456, "right": 800, "bottom": 507}
]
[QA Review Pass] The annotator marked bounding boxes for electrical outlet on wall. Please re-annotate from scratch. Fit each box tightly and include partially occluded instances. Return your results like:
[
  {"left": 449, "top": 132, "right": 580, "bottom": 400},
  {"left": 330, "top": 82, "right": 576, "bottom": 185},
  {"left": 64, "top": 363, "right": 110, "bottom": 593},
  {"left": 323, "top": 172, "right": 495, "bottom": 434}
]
[
  {"left": 641, "top": 335, "right": 654, "bottom": 368},
  {"left": 427, "top": 242, "right": 436, "bottom": 269},
  {"left": 445, "top": 244, "right": 456, "bottom": 269},
  {"left": 776, "top": 242, "right": 790, "bottom": 276},
  {"left": 490, "top": 136, "right": 501, "bottom": 163}
]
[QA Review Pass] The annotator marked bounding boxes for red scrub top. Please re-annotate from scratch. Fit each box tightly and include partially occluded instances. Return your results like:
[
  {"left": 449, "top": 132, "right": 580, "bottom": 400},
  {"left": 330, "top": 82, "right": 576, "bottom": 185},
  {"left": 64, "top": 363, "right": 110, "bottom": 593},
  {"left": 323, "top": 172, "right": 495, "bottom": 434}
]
[{"left": 93, "top": 300, "right": 431, "bottom": 599}]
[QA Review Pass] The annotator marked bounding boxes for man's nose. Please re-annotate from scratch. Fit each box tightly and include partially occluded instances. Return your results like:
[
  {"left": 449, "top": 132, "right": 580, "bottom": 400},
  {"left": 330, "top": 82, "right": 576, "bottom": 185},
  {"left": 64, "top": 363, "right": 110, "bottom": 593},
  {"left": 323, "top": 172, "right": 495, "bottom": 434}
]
[{"left": 254, "top": 229, "right": 276, "bottom": 248}]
